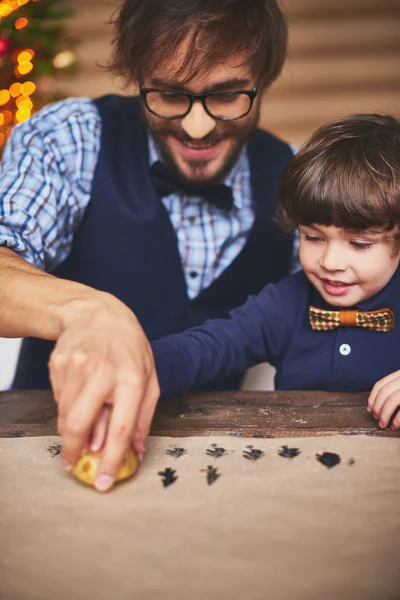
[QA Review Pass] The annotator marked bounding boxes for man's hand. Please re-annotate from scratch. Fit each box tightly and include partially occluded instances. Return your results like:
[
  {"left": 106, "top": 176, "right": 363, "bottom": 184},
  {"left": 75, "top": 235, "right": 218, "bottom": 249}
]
[
  {"left": 367, "top": 370, "right": 400, "bottom": 431},
  {"left": 50, "top": 293, "right": 160, "bottom": 492}
]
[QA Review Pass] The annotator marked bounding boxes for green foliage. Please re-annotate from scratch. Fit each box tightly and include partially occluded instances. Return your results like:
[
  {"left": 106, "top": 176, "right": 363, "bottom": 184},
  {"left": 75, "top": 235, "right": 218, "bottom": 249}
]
[{"left": 0, "top": 0, "right": 78, "bottom": 80}]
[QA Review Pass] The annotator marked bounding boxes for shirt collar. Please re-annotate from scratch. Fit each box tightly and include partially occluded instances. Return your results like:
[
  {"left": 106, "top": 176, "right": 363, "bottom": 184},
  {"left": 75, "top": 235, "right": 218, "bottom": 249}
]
[{"left": 147, "top": 134, "right": 248, "bottom": 210}]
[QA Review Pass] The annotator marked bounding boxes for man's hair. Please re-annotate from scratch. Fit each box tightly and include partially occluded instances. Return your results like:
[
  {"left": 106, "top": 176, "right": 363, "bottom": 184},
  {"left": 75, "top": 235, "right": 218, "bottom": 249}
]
[
  {"left": 278, "top": 114, "right": 400, "bottom": 237},
  {"left": 108, "top": 0, "right": 287, "bottom": 87}
]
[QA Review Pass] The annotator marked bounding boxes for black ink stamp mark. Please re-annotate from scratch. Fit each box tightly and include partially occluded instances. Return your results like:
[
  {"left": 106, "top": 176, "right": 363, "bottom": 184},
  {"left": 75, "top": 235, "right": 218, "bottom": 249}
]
[
  {"left": 158, "top": 468, "right": 178, "bottom": 487},
  {"left": 47, "top": 444, "right": 61, "bottom": 457},
  {"left": 205, "top": 465, "right": 220, "bottom": 485},
  {"left": 243, "top": 445, "right": 264, "bottom": 461},
  {"left": 166, "top": 447, "right": 187, "bottom": 459},
  {"left": 278, "top": 445, "right": 301, "bottom": 459},
  {"left": 316, "top": 452, "right": 341, "bottom": 468},
  {"left": 206, "top": 443, "right": 227, "bottom": 458}
]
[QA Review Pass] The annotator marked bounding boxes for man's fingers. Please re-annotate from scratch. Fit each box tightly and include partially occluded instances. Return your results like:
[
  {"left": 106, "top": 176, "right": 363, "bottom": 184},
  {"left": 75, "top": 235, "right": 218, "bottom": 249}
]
[
  {"left": 133, "top": 378, "right": 161, "bottom": 453},
  {"left": 56, "top": 350, "right": 89, "bottom": 435},
  {"left": 49, "top": 350, "right": 70, "bottom": 405},
  {"left": 61, "top": 360, "right": 114, "bottom": 468},
  {"left": 95, "top": 377, "right": 143, "bottom": 492},
  {"left": 90, "top": 405, "right": 112, "bottom": 452}
]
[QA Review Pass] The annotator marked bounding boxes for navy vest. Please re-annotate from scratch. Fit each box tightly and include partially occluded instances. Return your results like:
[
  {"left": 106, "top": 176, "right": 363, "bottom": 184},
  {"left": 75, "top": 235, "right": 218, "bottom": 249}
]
[{"left": 12, "top": 95, "right": 294, "bottom": 389}]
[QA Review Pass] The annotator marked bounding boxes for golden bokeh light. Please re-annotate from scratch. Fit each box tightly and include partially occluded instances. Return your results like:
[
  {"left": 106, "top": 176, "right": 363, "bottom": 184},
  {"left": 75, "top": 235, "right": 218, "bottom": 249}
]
[
  {"left": 15, "top": 106, "right": 31, "bottom": 122},
  {"left": 16, "top": 96, "right": 33, "bottom": 110},
  {"left": 17, "top": 62, "right": 33, "bottom": 75},
  {"left": 9, "top": 82, "right": 22, "bottom": 97},
  {"left": 2, "top": 110, "right": 13, "bottom": 125},
  {"left": 21, "top": 81, "right": 36, "bottom": 96},
  {"left": 17, "top": 50, "right": 34, "bottom": 63},
  {"left": 0, "top": 4, "right": 12, "bottom": 17},
  {"left": 53, "top": 50, "right": 76, "bottom": 69},
  {"left": 0, "top": 90, "right": 11, "bottom": 105},
  {"left": 15, "top": 17, "right": 28, "bottom": 29}
]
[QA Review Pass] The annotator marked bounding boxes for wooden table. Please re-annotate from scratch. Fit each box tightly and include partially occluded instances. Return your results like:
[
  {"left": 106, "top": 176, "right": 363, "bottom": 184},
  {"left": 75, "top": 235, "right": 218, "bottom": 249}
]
[
  {"left": 1, "top": 389, "right": 397, "bottom": 438},
  {"left": 2, "top": 389, "right": 400, "bottom": 600}
]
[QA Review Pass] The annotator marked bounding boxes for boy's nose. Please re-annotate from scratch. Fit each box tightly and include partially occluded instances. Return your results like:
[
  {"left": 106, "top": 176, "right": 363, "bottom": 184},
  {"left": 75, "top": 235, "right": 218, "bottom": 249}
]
[
  {"left": 320, "top": 244, "right": 347, "bottom": 271},
  {"left": 180, "top": 101, "right": 216, "bottom": 139}
]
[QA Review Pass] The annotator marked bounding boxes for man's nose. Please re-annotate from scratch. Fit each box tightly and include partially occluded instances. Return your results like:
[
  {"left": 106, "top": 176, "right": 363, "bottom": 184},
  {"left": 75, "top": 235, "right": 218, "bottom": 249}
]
[
  {"left": 180, "top": 101, "right": 216, "bottom": 139},
  {"left": 320, "top": 243, "right": 347, "bottom": 271}
]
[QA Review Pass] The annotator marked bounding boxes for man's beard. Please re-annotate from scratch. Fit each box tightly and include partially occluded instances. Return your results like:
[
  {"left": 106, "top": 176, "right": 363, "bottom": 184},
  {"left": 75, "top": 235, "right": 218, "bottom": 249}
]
[{"left": 143, "top": 106, "right": 260, "bottom": 187}]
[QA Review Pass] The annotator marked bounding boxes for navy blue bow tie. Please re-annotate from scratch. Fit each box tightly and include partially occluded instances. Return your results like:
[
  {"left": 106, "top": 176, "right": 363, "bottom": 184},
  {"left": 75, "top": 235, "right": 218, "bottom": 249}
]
[{"left": 150, "top": 161, "right": 234, "bottom": 211}]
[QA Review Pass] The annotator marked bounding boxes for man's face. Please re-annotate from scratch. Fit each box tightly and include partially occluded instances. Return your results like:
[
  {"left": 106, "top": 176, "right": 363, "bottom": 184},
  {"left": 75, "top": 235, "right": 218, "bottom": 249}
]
[
  {"left": 299, "top": 224, "right": 400, "bottom": 307},
  {"left": 141, "top": 50, "right": 262, "bottom": 186}
]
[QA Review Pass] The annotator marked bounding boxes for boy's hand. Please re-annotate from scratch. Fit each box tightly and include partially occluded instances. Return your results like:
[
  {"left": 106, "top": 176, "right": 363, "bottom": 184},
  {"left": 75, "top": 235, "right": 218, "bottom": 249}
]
[{"left": 367, "top": 370, "right": 400, "bottom": 430}]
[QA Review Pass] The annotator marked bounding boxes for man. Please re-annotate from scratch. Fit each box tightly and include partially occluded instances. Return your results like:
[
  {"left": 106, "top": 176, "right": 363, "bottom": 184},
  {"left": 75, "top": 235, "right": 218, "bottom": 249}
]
[{"left": 0, "top": 0, "right": 295, "bottom": 491}]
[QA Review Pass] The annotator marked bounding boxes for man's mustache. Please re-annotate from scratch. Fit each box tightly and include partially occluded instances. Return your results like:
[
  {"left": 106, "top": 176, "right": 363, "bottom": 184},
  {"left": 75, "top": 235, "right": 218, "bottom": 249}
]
[{"left": 156, "top": 124, "right": 229, "bottom": 146}]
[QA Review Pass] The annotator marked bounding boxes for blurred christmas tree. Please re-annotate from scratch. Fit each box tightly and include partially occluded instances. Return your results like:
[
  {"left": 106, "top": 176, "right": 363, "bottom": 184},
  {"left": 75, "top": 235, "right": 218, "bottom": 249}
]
[{"left": 0, "top": 0, "right": 78, "bottom": 153}]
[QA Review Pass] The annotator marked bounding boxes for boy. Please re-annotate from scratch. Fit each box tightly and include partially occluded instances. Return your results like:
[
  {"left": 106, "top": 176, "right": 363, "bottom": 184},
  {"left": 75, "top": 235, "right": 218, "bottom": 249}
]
[{"left": 152, "top": 113, "right": 400, "bottom": 432}]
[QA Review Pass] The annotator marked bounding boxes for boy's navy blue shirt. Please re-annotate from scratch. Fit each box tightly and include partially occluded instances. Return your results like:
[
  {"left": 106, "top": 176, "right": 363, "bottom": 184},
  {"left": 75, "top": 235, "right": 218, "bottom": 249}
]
[{"left": 152, "top": 267, "right": 400, "bottom": 395}]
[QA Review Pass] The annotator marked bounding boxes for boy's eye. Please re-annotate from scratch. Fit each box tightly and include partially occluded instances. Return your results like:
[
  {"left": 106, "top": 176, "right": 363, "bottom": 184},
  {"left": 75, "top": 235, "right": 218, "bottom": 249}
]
[
  {"left": 304, "top": 233, "right": 322, "bottom": 243},
  {"left": 350, "top": 241, "right": 373, "bottom": 250}
]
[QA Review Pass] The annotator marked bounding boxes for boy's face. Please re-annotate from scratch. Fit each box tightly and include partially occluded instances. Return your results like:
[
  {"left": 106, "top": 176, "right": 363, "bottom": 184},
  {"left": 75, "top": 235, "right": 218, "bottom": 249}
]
[
  {"left": 141, "top": 46, "right": 262, "bottom": 186},
  {"left": 299, "top": 224, "right": 400, "bottom": 307}
]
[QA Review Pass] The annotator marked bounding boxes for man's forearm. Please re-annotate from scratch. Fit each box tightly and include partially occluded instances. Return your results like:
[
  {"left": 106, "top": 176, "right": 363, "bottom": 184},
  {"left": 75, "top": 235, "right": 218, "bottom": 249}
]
[{"left": 0, "top": 247, "right": 108, "bottom": 340}]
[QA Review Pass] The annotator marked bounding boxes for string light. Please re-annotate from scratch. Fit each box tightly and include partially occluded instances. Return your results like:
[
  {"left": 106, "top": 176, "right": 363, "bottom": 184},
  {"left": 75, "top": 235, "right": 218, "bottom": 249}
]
[
  {"left": 15, "top": 16, "right": 27, "bottom": 28},
  {"left": 0, "top": 0, "right": 35, "bottom": 143},
  {"left": 0, "top": 0, "right": 76, "bottom": 152}
]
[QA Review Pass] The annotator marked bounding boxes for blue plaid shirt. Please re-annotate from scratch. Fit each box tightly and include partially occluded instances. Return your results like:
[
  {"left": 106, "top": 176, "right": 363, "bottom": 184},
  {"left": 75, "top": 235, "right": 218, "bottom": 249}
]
[{"left": 0, "top": 97, "right": 299, "bottom": 299}]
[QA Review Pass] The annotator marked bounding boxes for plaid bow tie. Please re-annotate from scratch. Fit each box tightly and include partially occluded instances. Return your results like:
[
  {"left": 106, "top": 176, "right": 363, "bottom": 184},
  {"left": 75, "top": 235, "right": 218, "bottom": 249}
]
[{"left": 309, "top": 306, "right": 395, "bottom": 332}]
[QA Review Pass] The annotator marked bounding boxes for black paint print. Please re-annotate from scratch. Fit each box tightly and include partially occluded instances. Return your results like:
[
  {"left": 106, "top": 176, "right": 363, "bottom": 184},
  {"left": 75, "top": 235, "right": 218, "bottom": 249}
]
[
  {"left": 278, "top": 445, "right": 301, "bottom": 459},
  {"left": 158, "top": 468, "right": 178, "bottom": 487},
  {"left": 47, "top": 444, "right": 61, "bottom": 457},
  {"left": 348, "top": 458, "right": 355, "bottom": 466},
  {"left": 316, "top": 452, "right": 341, "bottom": 468},
  {"left": 206, "top": 443, "right": 227, "bottom": 458},
  {"left": 206, "top": 465, "right": 220, "bottom": 485},
  {"left": 166, "top": 447, "right": 187, "bottom": 459},
  {"left": 243, "top": 445, "right": 265, "bottom": 461}
]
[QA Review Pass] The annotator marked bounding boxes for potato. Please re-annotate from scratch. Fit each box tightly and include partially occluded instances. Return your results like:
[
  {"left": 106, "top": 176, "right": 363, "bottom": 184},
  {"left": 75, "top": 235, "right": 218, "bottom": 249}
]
[{"left": 71, "top": 446, "right": 139, "bottom": 489}]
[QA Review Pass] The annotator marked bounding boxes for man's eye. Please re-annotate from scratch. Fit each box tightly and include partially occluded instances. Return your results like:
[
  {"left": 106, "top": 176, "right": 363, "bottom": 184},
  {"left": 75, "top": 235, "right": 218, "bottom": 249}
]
[
  {"left": 159, "top": 92, "right": 186, "bottom": 103},
  {"left": 212, "top": 93, "right": 239, "bottom": 104}
]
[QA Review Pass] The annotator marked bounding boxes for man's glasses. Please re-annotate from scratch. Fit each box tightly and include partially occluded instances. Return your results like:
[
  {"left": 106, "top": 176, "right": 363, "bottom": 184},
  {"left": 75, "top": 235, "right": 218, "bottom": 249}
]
[{"left": 140, "top": 83, "right": 259, "bottom": 121}]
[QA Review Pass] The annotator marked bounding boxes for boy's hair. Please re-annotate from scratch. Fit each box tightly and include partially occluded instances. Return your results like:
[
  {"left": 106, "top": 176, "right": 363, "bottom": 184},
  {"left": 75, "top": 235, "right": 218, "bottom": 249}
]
[
  {"left": 108, "top": 0, "right": 287, "bottom": 88},
  {"left": 279, "top": 114, "right": 400, "bottom": 238}
]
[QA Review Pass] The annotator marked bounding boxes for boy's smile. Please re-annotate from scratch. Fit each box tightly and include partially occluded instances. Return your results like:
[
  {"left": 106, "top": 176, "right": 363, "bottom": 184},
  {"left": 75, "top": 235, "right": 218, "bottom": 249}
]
[{"left": 299, "top": 224, "right": 400, "bottom": 307}]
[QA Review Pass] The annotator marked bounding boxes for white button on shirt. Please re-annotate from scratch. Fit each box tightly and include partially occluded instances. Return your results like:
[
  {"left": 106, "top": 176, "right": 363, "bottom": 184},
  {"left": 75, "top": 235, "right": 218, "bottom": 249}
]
[{"left": 339, "top": 343, "right": 351, "bottom": 356}]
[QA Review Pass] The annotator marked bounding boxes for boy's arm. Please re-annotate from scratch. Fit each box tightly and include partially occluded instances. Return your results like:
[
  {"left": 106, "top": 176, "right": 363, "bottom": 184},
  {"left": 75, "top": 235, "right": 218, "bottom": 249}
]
[{"left": 152, "top": 281, "right": 292, "bottom": 398}]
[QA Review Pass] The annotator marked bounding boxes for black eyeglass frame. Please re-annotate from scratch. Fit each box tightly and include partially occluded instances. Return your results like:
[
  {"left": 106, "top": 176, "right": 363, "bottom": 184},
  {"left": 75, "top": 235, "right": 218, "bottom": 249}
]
[{"left": 140, "top": 82, "right": 260, "bottom": 121}]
